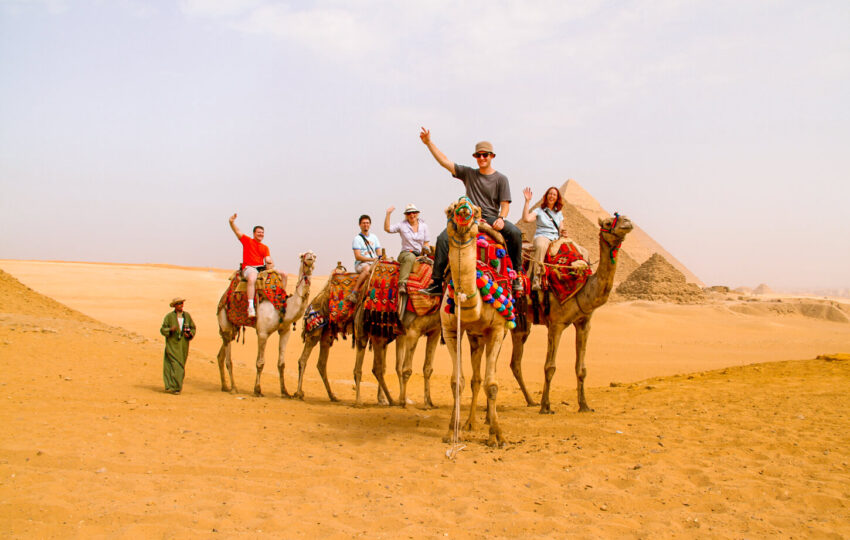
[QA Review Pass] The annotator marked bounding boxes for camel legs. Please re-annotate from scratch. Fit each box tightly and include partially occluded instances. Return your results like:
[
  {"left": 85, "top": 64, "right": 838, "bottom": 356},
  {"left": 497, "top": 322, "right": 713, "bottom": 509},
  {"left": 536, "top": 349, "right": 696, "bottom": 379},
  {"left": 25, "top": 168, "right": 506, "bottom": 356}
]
[
  {"left": 483, "top": 328, "right": 507, "bottom": 447},
  {"left": 461, "top": 336, "right": 484, "bottom": 432},
  {"left": 216, "top": 336, "right": 237, "bottom": 393},
  {"left": 540, "top": 321, "right": 568, "bottom": 414},
  {"left": 574, "top": 318, "right": 593, "bottom": 412},
  {"left": 252, "top": 329, "right": 272, "bottom": 397},
  {"left": 441, "top": 325, "right": 466, "bottom": 443},
  {"left": 395, "top": 334, "right": 413, "bottom": 406},
  {"left": 315, "top": 330, "right": 338, "bottom": 402},
  {"left": 509, "top": 328, "right": 538, "bottom": 406},
  {"left": 353, "top": 339, "right": 368, "bottom": 407},
  {"left": 420, "top": 330, "right": 439, "bottom": 409},
  {"left": 371, "top": 339, "right": 394, "bottom": 406},
  {"left": 277, "top": 328, "right": 292, "bottom": 398}
]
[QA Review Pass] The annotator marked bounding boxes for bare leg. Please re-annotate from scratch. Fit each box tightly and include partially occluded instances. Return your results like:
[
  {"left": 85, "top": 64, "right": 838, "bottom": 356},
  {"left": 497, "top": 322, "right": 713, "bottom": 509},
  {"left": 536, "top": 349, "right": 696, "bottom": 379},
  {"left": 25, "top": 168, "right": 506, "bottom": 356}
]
[
  {"left": 540, "top": 321, "right": 567, "bottom": 414},
  {"left": 574, "top": 317, "right": 593, "bottom": 412},
  {"left": 246, "top": 273, "right": 258, "bottom": 308}
]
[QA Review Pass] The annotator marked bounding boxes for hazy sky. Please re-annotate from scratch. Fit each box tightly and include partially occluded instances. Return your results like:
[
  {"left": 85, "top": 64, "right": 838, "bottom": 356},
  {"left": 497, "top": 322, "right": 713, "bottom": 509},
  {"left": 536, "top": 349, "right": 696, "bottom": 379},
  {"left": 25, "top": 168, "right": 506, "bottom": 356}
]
[{"left": 1, "top": 0, "right": 848, "bottom": 290}]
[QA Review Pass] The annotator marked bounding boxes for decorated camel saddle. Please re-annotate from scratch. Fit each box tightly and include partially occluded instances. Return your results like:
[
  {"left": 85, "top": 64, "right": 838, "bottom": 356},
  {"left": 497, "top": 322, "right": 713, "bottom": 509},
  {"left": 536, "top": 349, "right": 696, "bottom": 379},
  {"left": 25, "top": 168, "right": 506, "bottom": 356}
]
[
  {"left": 445, "top": 221, "right": 522, "bottom": 330},
  {"left": 543, "top": 238, "right": 592, "bottom": 303},
  {"left": 218, "top": 269, "right": 288, "bottom": 328},
  {"left": 359, "top": 257, "right": 440, "bottom": 340}
]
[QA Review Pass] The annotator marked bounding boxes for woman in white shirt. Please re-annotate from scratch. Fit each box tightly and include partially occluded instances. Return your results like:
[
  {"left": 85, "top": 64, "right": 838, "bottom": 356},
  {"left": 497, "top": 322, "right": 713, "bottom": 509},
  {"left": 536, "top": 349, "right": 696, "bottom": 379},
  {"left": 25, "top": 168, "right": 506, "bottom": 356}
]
[
  {"left": 384, "top": 203, "right": 430, "bottom": 294},
  {"left": 520, "top": 186, "right": 564, "bottom": 291}
]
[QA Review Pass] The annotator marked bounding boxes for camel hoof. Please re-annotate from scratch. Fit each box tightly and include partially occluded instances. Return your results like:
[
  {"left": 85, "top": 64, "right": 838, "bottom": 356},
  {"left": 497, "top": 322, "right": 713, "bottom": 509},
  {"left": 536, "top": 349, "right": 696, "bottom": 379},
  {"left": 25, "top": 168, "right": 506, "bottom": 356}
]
[
  {"left": 229, "top": 387, "right": 238, "bottom": 395},
  {"left": 578, "top": 406, "right": 594, "bottom": 413},
  {"left": 329, "top": 395, "right": 340, "bottom": 403},
  {"left": 253, "top": 390, "right": 263, "bottom": 397},
  {"left": 353, "top": 401, "right": 364, "bottom": 408},
  {"left": 423, "top": 401, "right": 436, "bottom": 410},
  {"left": 293, "top": 391, "right": 304, "bottom": 400},
  {"left": 220, "top": 386, "right": 229, "bottom": 392},
  {"left": 487, "top": 434, "right": 507, "bottom": 448},
  {"left": 526, "top": 400, "right": 539, "bottom": 407},
  {"left": 461, "top": 421, "right": 475, "bottom": 432},
  {"left": 539, "top": 407, "right": 555, "bottom": 415},
  {"left": 280, "top": 392, "right": 291, "bottom": 399}
]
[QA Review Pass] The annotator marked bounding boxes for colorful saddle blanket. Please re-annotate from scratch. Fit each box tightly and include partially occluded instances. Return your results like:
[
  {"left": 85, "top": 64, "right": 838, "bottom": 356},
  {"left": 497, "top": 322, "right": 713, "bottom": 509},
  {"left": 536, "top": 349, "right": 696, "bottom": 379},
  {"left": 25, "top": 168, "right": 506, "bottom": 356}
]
[
  {"left": 362, "top": 260, "right": 400, "bottom": 339},
  {"left": 218, "top": 270, "right": 288, "bottom": 328},
  {"left": 328, "top": 272, "right": 358, "bottom": 333},
  {"left": 544, "top": 240, "right": 592, "bottom": 304},
  {"left": 405, "top": 260, "right": 440, "bottom": 316},
  {"left": 446, "top": 227, "right": 519, "bottom": 329}
]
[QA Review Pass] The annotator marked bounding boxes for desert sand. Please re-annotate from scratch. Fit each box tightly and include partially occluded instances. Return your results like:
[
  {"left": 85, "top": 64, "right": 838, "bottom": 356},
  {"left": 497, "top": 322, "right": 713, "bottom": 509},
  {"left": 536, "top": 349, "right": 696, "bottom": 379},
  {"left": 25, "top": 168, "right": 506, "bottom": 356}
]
[{"left": 1, "top": 259, "right": 849, "bottom": 538}]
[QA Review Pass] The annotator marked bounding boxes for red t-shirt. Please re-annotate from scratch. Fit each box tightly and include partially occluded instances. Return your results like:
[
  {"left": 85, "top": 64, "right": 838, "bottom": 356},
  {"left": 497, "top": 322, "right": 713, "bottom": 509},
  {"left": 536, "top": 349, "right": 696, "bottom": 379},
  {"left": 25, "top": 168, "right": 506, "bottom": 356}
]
[{"left": 240, "top": 235, "right": 270, "bottom": 266}]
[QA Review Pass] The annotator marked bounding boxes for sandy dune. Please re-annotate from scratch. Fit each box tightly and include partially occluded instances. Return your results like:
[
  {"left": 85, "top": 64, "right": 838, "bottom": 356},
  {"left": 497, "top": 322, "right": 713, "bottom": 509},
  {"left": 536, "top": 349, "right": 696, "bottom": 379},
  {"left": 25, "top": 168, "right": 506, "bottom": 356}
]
[{"left": 1, "top": 260, "right": 849, "bottom": 538}]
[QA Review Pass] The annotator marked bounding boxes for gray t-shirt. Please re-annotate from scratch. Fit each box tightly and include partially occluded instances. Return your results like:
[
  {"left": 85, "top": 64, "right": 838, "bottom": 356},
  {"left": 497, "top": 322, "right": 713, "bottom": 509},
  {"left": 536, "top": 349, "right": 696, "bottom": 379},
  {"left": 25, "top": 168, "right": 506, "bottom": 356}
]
[{"left": 453, "top": 164, "right": 512, "bottom": 220}]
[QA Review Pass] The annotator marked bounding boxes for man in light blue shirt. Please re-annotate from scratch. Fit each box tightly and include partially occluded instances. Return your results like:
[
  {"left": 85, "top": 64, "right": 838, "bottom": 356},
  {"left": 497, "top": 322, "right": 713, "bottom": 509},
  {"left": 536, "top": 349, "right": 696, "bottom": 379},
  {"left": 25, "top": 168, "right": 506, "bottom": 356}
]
[{"left": 349, "top": 214, "right": 383, "bottom": 302}]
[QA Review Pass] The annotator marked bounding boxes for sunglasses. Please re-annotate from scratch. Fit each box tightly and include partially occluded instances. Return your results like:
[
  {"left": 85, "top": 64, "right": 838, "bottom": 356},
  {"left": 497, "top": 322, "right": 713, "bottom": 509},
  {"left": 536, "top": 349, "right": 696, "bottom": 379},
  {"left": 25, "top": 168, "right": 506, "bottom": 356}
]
[{"left": 473, "top": 152, "right": 493, "bottom": 158}]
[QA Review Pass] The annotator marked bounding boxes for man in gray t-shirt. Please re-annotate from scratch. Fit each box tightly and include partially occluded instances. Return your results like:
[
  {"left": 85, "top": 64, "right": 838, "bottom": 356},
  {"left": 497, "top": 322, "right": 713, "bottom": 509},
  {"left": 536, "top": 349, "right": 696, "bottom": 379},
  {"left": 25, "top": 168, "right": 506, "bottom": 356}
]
[{"left": 419, "top": 127, "right": 523, "bottom": 295}]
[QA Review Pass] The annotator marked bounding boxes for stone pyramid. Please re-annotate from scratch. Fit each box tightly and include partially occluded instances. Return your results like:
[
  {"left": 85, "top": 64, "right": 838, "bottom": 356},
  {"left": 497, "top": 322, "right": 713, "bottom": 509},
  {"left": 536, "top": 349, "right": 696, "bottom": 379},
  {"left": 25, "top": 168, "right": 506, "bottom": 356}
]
[
  {"left": 615, "top": 253, "right": 706, "bottom": 303},
  {"left": 517, "top": 179, "right": 702, "bottom": 286}
]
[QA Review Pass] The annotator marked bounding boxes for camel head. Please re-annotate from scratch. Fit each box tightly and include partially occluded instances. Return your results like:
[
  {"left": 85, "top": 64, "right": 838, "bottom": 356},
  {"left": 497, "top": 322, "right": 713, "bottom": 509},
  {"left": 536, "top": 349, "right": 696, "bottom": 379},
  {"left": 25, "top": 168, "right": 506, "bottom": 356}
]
[
  {"left": 598, "top": 213, "right": 633, "bottom": 244},
  {"left": 299, "top": 251, "right": 317, "bottom": 276},
  {"left": 445, "top": 196, "right": 481, "bottom": 240}
]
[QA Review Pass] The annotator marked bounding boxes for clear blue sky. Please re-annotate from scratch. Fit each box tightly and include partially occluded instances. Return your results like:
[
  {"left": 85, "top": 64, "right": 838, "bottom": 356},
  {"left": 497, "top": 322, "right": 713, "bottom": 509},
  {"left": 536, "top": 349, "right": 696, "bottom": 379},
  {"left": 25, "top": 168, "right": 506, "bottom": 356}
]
[{"left": 1, "top": 0, "right": 848, "bottom": 290}]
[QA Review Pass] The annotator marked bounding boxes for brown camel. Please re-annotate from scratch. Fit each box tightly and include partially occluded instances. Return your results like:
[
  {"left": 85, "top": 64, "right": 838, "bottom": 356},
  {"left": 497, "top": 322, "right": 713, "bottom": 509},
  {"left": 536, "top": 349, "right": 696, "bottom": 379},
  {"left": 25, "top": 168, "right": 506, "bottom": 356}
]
[
  {"left": 294, "top": 263, "right": 441, "bottom": 408},
  {"left": 509, "top": 214, "right": 633, "bottom": 413},
  {"left": 441, "top": 197, "right": 510, "bottom": 447},
  {"left": 216, "top": 251, "right": 316, "bottom": 396}
]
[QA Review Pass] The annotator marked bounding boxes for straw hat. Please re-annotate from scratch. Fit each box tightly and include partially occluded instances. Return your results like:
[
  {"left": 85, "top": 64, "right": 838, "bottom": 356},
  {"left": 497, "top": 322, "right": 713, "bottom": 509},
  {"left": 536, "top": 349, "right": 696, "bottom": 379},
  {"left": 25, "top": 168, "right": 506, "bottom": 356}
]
[
  {"left": 403, "top": 203, "right": 420, "bottom": 214},
  {"left": 169, "top": 297, "right": 186, "bottom": 307}
]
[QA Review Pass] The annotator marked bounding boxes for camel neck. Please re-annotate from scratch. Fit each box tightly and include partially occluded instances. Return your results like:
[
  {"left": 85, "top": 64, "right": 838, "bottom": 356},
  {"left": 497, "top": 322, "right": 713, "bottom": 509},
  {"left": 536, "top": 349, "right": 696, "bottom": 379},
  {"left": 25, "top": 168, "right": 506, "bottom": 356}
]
[
  {"left": 446, "top": 222, "right": 481, "bottom": 322},
  {"left": 579, "top": 233, "right": 620, "bottom": 310}
]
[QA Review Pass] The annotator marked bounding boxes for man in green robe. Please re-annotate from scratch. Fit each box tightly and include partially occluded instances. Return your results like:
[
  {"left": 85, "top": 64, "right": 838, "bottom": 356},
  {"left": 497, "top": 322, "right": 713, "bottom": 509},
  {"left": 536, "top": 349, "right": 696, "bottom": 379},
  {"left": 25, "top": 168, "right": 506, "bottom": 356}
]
[{"left": 160, "top": 297, "right": 196, "bottom": 394}]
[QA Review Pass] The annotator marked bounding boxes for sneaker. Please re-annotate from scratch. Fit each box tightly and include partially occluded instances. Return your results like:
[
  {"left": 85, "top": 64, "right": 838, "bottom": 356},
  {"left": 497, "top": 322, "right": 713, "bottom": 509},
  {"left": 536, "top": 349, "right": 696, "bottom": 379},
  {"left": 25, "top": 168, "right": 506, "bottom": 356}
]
[
  {"left": 248, "top": 305, "right": 256, "bottom": 317},
  {"left": 531, "top": 277, "right": 542, "bottom": 292},
  {"left": 421, "top": 280, "right": 443, "bottom": 296},
  {"left": 345, "top": 290, "right": 358, "bottom": 303},
  {"left": 512, "top": 278, "right": 524, "bottom": 294},
  {"left": 398, "top": 282, "right": 407, "bottom": 294}
]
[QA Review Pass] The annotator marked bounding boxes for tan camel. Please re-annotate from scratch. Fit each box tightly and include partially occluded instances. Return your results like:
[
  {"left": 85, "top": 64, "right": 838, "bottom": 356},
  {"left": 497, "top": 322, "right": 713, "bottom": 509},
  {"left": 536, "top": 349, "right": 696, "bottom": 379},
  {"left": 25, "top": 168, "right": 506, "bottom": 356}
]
[
  {"left": 509, "top": 214, "right": 633, "bottom": 413},
  {"left": 294, "top": 264, "right": 440, "bottom": 408},
  {"left": 441, "top": 197, "right": 510, "bottom": 447},
  {"left": 216, "top": 251, "right": 316, "bottom": 396}
]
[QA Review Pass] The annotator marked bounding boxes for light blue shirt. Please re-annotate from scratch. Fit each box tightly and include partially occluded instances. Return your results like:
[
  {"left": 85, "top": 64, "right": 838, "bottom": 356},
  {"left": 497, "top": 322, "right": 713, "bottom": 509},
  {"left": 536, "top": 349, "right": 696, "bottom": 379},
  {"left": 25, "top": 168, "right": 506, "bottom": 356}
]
[
  {"left": 535, "top": 208, "right": 563, "bottom": 241},
  {"left": 352, "top": 232, "right": 382, "bottom": 268}
]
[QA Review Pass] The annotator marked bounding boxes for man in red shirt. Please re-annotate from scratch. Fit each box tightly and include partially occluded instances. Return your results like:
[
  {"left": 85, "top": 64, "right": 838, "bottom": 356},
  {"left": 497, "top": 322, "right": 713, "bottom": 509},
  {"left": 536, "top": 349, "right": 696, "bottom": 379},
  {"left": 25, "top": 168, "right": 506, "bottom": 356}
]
[{"left": 229, "top": 213, "right": 275, "bottom": 317}]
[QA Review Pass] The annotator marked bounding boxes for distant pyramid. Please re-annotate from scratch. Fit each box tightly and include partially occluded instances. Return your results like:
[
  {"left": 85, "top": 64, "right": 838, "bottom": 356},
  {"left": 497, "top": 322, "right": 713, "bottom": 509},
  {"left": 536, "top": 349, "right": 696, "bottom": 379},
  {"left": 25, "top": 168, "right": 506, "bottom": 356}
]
[
  {"left": 517, "top": 179, "right": 703, "bottom": 286},
  {"left": 615, "top": 253, "right": 706, "bottom": 303},
  {"left": 753, "top": 283, "right": 774, "bottom": 295}
]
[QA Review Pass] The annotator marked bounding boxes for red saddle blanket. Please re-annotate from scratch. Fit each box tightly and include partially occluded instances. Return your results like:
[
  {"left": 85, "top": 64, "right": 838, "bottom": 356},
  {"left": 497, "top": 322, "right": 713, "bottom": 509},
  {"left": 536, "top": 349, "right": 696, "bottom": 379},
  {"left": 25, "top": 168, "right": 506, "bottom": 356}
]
[
  {"left": 405, "top": 260, "right": 440, "bottom": 316},
  {"left": 328, "top": 272, "right": 358, "bottom": 331},
  {"left": 544, "top": 241, "right": 592, "bottom": 304},
  {"left": 218, "top": 271, "right": 288, "bottom": 328},
  {"left": 363, "top": 260, "right": 400, "bottom": 339}
]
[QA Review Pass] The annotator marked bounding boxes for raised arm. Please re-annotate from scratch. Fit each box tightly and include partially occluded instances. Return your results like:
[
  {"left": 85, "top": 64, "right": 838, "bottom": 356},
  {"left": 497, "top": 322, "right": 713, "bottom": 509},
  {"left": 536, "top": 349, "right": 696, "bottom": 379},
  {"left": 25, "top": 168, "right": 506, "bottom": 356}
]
[
  {"left": 228, "top": 213, "right": 242, "bottom": 240},
  {"left": 520, "top": 187, "right": 537, "bottom": 223},
  {"left": 384, "top": 206, "right": 395, "bottom": 233},
  {"left": 419, "top": 127, "right": 456, "bottom": 176}
]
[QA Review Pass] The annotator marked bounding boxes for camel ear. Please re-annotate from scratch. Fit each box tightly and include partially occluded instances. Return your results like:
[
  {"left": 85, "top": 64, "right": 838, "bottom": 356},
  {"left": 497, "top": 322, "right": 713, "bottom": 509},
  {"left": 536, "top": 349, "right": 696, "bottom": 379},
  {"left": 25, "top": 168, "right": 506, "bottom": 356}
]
[
  {"left": 474, "top": 206, "right": 481, "bottom": 220},
  {"left": 445, "top": 203, "right": 455, "bottom": 218},
  {"left": 598, "top": 216, "right": 605, "bottom": 226}
]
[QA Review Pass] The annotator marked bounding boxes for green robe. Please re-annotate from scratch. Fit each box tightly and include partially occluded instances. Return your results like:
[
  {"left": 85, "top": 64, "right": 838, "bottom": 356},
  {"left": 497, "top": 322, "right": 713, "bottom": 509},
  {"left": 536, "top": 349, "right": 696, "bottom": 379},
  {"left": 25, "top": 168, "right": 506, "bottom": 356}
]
[{"left": 160, "top": 310, "right": 196, "bottom": 392}]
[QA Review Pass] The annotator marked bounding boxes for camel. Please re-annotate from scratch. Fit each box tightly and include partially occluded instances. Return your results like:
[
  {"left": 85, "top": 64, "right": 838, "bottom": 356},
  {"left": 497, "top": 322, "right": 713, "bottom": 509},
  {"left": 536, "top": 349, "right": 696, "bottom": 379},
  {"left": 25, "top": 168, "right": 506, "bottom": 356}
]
[
  {"left": 293, "top": 264, "right": 441, "bottom": 408},
  {"left": 216, "top": 251, "right": 316, "bottom": 396},
  {"left": 509, "top": 214, "right": 633, "bottom": 413},
  {"left": 441, "top": 197, "right": 511, "bottom": 447}
]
